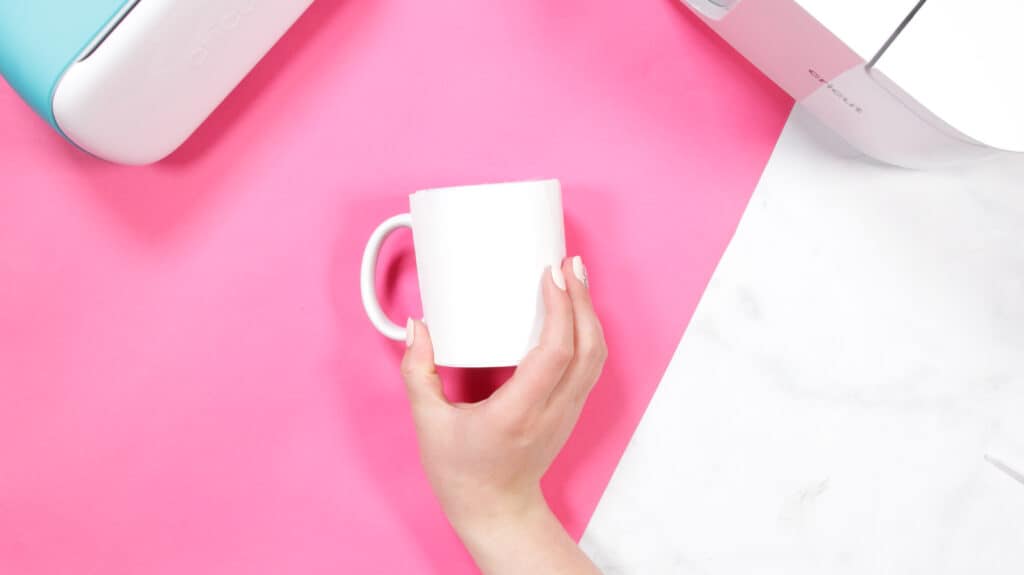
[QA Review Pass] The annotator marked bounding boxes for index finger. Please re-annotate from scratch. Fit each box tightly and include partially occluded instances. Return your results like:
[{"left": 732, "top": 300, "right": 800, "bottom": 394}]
[
  {"left": 549, "top": 256, "right": 607, "bottom": 407},
  {"left": 489, "top": 264, "right": 575, "bottom": 411}
]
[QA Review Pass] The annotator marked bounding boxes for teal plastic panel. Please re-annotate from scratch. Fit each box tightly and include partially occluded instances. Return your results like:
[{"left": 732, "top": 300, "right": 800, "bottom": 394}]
[{"left": 0, "top": 0, "right": 131, "bottom": 127}]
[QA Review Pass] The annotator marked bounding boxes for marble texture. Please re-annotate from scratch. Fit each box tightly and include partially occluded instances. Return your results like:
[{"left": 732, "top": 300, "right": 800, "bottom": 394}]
[{"left": 580, "top": 108, "right": 1024, "bottom": 574}]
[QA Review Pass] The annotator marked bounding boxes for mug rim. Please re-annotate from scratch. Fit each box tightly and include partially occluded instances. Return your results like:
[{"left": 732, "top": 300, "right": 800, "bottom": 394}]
[{"left": 412, "top": 178, "right": 560, "bottom": 198}]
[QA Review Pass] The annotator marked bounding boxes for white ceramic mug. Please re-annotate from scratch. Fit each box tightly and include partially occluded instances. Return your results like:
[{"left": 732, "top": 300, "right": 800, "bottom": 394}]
[{"left": 360, "top": 180, "right": 566, "bottom": 367}]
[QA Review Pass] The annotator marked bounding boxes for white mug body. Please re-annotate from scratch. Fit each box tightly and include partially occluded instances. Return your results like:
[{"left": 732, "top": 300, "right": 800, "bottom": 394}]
[
  {"left": 411, "top": 180, "right": 565, "bottom": 367},
  {"left": 360, "top": 180, "right": 566, "bottom": 367}
]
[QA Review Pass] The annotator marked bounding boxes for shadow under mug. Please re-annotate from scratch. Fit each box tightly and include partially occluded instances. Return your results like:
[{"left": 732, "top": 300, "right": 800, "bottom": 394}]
[{"left": 360, "top": 180, "right": 566, "bottom": 367}]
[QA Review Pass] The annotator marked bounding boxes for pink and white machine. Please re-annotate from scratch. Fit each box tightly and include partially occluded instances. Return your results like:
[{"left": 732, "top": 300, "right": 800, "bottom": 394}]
[{"left": 682, "top": 1, "right": 1024, "bottom": 168}]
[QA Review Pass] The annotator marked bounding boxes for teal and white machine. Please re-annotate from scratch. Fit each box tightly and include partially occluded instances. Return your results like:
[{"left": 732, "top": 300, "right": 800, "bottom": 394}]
[{"left": 0, "top": 0, "right": 314, "bottom": 165}]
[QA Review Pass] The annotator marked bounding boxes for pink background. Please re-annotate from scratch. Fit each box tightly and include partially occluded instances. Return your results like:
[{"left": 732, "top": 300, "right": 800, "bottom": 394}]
[{"left": 0, "top": 1, "right": 789, "bottom": 573}]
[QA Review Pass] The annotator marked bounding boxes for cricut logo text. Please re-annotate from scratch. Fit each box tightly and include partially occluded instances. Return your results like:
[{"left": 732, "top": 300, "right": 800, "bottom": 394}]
[{"left": 191, "top": 0, "right": 260, "bottom": 68}]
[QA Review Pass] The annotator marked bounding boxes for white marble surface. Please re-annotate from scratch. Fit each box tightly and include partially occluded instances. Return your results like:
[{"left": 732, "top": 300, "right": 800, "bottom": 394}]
[{"left": 581, "top": 108, "right": 1024, "bottom": 574}]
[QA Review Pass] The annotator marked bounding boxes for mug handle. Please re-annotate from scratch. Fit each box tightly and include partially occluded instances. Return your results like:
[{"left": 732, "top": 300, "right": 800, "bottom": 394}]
[{"left": 360, "top": 213, "right": 414, "bottom": 341}]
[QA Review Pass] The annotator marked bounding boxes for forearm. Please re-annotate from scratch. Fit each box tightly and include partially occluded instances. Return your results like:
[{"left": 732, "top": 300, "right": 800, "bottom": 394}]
[
  {"left": 402, "top": 259, "right": 606, "bottom": 575},
  {"left": 451, "top": 494, "right": 601, "bottom": 575}
]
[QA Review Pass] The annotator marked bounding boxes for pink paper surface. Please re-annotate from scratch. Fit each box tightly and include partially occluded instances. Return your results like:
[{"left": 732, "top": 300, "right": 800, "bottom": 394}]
[{"left": 0, "top": 1, "right": 790, "bottom": 573}]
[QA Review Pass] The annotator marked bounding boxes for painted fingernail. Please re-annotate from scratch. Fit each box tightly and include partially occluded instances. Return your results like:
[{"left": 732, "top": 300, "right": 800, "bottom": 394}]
[
  {"left": 551, "top": 265, "right": 567, "bottom": 291},
  {"left": 572, "top": 256, "right": 588, "bottom": 287},
  {"left": 406, "top": 318, "right": 415, "bottom": 348}
]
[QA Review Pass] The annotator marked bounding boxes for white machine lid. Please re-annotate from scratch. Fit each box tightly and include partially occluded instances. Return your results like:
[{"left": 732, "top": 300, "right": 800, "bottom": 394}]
[
  {"left": 53, "top": 0, "right": 314, "bottom": 164},
  {"left": 872, "top": 2, "right": 1024, "bottom": 152},
  {"left": 797, "top": 0, "right": 924, "bottom": 59}
]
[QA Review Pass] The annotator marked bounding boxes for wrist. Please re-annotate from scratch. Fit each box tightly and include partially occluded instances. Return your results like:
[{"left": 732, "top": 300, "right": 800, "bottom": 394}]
[
  {"left": 447, "top": 490, "right": 597, "bottom": 575},
  {"left": 451, "top": 493, "right": 565, "bottom": 571},
  {"left": 446, "top": 485, "right": 549, "bottom": 538}
]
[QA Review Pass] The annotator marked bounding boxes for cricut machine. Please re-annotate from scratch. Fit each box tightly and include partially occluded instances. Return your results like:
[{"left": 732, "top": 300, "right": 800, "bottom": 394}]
[
  {"left": 683, "top": 0, "right": 1024, "bottom": 168},
  {"left": 0, "top": 0, "right": 314, "bottom": 165}
]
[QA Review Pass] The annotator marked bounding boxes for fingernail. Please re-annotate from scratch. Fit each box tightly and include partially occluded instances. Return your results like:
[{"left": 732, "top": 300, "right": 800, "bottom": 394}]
[
  {"left": 551, "top": 265, "right": 567, "bottom": 291},
  {"left": 572, "top": 256, "right": 588, "bottom": 287},
  {"left": 406, "top": 318, "right": 415, "bottom": 348}
]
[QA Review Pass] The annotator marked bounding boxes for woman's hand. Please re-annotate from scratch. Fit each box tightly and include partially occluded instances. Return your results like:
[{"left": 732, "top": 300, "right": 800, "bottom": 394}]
[{"left": 401, "top": 256, "right": 606, "bottom": 575}]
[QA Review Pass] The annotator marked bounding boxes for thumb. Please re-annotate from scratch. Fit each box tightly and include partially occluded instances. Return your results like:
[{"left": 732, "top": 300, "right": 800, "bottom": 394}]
[{"left": 400, "top": 319, "right": 448, "bottom": 408}]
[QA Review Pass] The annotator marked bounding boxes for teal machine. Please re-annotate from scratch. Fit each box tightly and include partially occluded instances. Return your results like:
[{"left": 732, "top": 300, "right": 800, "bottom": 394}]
[{"left": 0, "top": 0, "right": 314, "bottom": 165}]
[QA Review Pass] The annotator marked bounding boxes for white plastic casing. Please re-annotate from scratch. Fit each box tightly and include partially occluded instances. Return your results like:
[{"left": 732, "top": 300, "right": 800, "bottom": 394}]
[
  {"left": 53, "top": 0, "right": 314, "bottom": 165},
  {"left": 871, "top": 2, "right": 1024, "bottom": 155},
  {"left": 681, "top": 0, "right": 1024, "bottom": 168}
]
